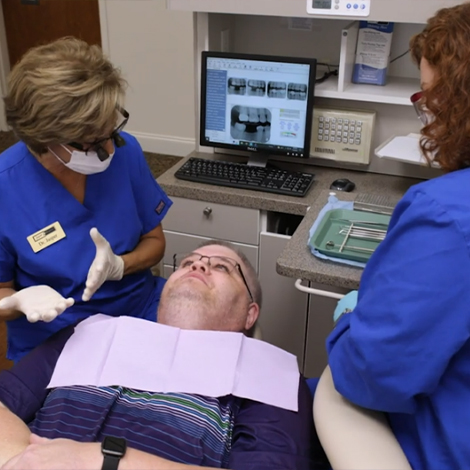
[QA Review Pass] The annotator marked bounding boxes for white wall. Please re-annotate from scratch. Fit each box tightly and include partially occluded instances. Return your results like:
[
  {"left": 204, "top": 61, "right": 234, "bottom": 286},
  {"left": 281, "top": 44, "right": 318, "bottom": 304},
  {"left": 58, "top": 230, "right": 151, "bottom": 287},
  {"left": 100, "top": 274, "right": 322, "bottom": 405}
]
[{"left": 101, "top": 0, "right": 196, "bottom": 156}]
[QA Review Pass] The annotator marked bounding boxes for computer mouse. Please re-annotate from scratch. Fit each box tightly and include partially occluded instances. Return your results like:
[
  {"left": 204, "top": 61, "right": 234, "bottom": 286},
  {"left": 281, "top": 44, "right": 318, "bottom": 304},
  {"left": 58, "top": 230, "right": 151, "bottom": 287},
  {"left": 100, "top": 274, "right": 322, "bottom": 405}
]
[{"left": 330, "top": 178, "right": 356, "bottom": 192}]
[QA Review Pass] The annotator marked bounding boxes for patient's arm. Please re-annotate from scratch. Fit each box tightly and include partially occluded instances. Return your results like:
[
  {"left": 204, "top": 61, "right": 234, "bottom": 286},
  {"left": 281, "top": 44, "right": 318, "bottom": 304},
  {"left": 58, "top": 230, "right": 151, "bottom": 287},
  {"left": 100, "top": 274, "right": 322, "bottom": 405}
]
[
  {"left": 0, "top": 402, "right": 31, "bottom": 467},
  {"left": 1, "top": 434, "right": 228, "bottom": 470},
  {"left": 0, "top": 326, "right": 76, "bottom": 467}
]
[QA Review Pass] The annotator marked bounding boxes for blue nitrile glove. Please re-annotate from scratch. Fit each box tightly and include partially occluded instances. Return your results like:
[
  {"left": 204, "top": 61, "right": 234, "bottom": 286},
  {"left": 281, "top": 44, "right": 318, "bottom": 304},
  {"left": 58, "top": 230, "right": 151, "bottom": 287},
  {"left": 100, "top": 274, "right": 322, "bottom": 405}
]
[{"left": 334, "top": 290, "right": 358, "bottom": 322}]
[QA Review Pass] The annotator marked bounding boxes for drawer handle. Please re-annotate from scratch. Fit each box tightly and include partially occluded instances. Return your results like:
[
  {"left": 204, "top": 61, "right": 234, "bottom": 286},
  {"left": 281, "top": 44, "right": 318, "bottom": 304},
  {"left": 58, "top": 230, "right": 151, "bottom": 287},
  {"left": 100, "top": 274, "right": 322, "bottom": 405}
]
[
  {"left": 294, "top": 279, "right": 345, "bottom": 300},
  {"left": 203, "top": 207, "right": 212, "bottom": 217}
]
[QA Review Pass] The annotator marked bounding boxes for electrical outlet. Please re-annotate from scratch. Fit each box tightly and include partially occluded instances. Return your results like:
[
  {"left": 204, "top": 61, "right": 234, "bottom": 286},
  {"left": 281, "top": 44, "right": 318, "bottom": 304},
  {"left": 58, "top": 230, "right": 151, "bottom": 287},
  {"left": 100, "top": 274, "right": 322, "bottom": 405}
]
[{"left": 221, "top": 29, "right": 230, "bottom": 52}]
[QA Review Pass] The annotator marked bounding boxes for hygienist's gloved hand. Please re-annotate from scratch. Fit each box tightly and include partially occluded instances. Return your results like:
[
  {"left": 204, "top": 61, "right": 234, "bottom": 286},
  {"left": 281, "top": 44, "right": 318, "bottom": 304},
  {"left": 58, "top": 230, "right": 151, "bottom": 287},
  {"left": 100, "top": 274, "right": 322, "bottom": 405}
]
[
  {"left": 334, "top": 290, "right": 358, "bottom": 322},
  {"left": 0, "top": 285, "right": 75, "bottom": 323},
  {"left": 82, "top": 227, "right": 124, "bottom": 302}
]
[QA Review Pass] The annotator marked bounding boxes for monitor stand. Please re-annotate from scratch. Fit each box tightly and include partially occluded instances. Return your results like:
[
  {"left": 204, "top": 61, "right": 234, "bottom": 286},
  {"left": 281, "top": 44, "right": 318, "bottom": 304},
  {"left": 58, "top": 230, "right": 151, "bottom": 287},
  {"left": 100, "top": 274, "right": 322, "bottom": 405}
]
[{"left": 246, "top": 154, "right": 268, "bottom": 168}]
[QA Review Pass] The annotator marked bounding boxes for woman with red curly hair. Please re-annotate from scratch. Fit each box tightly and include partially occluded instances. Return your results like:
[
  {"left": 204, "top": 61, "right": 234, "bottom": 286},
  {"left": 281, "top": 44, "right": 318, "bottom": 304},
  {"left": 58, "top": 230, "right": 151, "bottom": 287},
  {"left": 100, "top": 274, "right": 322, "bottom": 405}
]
[{"left": 325, "top": 4, "right": 470, "bottom": 469}]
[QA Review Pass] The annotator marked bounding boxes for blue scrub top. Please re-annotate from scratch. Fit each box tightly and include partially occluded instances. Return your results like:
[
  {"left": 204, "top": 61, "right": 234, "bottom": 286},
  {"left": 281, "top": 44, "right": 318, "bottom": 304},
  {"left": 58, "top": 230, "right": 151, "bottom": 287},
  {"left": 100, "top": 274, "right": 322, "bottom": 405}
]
[
  {"left": 0, "top": 133, "right": 172, "bottom": 361},
  {"left": 327, "top": 168, "right": 470, "bottom": 470}
]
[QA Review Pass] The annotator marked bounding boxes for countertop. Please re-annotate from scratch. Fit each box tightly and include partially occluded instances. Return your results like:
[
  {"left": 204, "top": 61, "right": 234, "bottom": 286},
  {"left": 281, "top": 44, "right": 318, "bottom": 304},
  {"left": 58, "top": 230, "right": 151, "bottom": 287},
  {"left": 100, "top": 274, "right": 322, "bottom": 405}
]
[
  {"left": 157, "top": 151, "right": 422, "bottom": 288},
  {"left": 277, "top": 190, "right": 366, "bottom": 289}
]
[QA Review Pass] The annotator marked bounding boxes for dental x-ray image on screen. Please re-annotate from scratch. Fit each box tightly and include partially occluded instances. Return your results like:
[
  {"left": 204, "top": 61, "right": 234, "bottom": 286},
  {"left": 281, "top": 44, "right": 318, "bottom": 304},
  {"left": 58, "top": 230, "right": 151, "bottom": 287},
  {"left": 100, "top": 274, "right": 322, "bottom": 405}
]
[
  {"left": 268, "top": 81, "right": 287, "bottom": 98},
  {"left": 230, "top": 105, "right": 271, "bottom": 143},
  {"left": 227, "top": 78, "right": 247, "bottom": 95},
  {"left": 247, "top": 80, "right": 266, "bottom": 97},
  {"left": 287, "top": 83, "right": 308, "bottom": 100}
]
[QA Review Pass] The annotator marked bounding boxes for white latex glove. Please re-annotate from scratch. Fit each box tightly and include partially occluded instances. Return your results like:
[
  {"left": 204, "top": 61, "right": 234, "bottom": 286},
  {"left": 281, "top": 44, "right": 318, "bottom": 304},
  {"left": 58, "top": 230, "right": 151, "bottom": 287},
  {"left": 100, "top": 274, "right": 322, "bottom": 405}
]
[
  {"left": 0, "top": 285, "right": 75, "bottom": 323},
  {"left": 82, "top": 227, "right": 124, "bottom": 302}
]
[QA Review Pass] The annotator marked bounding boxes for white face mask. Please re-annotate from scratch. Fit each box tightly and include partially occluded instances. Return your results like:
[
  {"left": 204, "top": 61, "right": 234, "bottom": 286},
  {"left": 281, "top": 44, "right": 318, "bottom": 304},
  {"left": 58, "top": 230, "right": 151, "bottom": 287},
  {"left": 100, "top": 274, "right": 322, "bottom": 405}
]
[{"left": 49, "top": 144, "right": 115, "bottom": 175}]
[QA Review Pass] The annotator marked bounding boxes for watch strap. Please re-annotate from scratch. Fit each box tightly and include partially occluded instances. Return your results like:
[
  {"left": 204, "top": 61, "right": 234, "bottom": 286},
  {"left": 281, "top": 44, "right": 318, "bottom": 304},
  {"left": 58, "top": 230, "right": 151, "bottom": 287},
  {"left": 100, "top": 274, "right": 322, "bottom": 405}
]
[
  {"left": 101, "top": 436, "right": 126, "bottom": 470},
  {"left": 102, "top": 454, "right": 122, "bottom": 470}
]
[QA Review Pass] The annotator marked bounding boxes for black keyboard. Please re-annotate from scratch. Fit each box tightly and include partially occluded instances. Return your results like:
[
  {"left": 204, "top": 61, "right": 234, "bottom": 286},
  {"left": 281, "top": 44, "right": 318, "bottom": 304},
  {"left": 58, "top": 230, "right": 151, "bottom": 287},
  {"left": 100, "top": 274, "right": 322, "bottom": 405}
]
[{"left": 174, "top": 158, "right": 315, "bottom": 197}]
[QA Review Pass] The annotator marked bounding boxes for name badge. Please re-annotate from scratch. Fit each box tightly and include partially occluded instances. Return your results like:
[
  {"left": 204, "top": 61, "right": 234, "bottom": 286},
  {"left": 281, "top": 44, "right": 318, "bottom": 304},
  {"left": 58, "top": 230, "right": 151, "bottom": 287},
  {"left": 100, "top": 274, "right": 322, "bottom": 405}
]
[{"left": 27, "top": 222, "right": 66, "bottom": 253}]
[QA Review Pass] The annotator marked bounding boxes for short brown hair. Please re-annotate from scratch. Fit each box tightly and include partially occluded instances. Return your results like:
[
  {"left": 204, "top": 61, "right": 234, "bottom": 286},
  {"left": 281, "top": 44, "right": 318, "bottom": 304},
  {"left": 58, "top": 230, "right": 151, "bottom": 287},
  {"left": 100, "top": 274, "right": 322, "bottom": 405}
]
[
  {"left": 4, "top": 36, "right": 127, "bottom": 155},
  {"left": 410, "top": 3, "right": 470, "bottom": 171}
]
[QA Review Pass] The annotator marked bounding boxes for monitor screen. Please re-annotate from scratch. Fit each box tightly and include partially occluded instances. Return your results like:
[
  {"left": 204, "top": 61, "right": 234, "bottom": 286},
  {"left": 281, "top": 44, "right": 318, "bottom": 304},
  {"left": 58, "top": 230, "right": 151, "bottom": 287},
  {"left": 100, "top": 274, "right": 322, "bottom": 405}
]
[{"left": 200, "top": 51, "right": 317, "bottom": 159}]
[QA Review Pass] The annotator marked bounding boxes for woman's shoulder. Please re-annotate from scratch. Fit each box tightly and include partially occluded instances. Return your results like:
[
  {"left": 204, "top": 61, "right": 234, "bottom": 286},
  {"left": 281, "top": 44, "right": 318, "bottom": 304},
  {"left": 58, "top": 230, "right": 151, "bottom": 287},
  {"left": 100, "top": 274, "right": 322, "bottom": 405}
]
[
  {"left": 116, "top": 131, "right": 141, "bottom": 154},
  {"left": 0, "top": 141, "right": 30, "bottom": 175},
  {"left": 112, "top": 132, "right": 146, "bottom": 168},
  {"left": 406, "top": 169, "right": 470, "bottom": 203},
  {"left": 398, "top": 168, "right": 470, "bottom": 230}
]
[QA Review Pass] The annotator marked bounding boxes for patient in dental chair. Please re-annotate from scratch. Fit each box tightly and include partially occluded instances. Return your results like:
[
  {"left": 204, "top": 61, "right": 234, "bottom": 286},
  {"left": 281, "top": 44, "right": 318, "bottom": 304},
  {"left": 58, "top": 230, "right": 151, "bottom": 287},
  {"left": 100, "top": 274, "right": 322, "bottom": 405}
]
[{"left": 0, "top": 240, "right": 324, "bottom": 470}]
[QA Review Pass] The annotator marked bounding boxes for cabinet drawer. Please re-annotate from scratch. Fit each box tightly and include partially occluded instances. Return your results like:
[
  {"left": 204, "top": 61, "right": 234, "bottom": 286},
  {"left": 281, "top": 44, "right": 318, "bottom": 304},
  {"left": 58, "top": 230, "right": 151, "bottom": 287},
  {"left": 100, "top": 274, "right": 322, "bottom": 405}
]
[
  {"left": 163, "top": 197, "right": 259, "bottom": 245},
  {"left": 163, "top": 231, "right": 259, "bottom": 272}
]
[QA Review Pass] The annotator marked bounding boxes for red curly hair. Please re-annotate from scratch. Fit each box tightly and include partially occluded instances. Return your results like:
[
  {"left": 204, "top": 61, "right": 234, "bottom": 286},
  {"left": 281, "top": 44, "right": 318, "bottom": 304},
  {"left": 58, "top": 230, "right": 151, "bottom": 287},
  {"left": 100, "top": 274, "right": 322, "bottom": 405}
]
[{"left": 410, "top": 3, "right": 470, "bottom": 172}]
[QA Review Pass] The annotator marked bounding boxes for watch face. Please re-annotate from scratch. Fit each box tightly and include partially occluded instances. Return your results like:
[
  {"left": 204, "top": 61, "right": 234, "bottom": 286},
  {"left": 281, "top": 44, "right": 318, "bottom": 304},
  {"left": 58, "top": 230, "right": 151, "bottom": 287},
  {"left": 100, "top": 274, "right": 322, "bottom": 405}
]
[{"left": 102, "top": 436, "right": 127, "bottom": 457}]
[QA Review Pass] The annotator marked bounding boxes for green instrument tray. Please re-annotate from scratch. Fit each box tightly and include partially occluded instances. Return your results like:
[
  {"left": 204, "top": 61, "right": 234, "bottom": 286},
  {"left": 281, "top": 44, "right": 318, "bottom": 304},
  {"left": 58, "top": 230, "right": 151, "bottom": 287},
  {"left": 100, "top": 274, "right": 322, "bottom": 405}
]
[{"left": 309, "top": 208, "right": 391, "bottom": 263}]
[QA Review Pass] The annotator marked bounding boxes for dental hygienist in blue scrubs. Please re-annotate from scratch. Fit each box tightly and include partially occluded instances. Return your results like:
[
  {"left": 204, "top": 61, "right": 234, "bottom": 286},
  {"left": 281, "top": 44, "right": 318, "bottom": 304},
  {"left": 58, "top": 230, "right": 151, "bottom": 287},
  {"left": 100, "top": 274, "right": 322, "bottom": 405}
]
[
  {"left": 326, "top": 4, "right": 470, "bottom": 469},
  {"left": 0, "top": 37, "right": 172, "bottom": 362}
]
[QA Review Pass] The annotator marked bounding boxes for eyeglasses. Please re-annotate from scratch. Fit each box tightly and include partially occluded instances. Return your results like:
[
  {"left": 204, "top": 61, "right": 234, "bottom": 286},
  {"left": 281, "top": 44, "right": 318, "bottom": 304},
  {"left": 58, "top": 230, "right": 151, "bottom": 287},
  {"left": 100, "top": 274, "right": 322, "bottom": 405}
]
[
  {"left": 68, "top": 106, "right": 130, "bottom": 160},
  {"left": 410, "top": 91, "right": 428, "bottom": 125},
  {"left": 173, "top": 252, "right": 254, "bottom": 303}
]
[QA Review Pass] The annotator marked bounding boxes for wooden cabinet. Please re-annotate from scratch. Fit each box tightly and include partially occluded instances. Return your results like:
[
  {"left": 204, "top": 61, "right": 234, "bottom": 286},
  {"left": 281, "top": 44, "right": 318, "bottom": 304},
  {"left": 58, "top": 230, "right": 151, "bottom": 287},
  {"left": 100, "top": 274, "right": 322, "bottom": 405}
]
[{"left": 0, "top": 322, "right": 12, "bottom": 371}]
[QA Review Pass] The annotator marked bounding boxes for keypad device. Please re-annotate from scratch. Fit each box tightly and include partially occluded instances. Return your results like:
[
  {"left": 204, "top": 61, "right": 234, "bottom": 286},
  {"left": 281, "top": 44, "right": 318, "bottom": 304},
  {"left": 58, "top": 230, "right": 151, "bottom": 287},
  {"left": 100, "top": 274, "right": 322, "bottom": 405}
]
[
  {"left": 317, "top": 116, "right": 363, "bottom": 145},
  {"left": 310, "top": 107, "right": 376, "bottom": 164}
]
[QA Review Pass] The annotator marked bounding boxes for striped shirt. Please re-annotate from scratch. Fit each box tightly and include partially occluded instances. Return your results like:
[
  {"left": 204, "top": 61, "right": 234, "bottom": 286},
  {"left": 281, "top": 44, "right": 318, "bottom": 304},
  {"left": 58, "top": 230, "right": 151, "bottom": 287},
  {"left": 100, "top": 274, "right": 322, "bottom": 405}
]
[
  {"left": 0, "top": 324, "right": 317, "bottom": 469},
  {"left": 31, "top": 385, "right": 239, "bottom": 467}
]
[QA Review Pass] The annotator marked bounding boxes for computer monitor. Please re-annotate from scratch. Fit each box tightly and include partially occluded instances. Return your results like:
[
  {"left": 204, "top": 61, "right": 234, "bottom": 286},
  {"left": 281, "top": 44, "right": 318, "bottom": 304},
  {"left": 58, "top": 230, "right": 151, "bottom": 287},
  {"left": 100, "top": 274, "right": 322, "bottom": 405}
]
[{"left": 200, "top": 51, "right": 317, "bottom": 164}]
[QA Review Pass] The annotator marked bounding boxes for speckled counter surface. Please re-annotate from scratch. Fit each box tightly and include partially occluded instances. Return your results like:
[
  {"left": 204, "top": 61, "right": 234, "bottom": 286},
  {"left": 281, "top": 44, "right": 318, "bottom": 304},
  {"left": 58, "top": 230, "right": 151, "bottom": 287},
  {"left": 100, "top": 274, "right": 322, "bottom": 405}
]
[
  {"left": 144, "top": 153, "right": 182, "bottom": 179},
  {"left": 157, "top": 152, "right": 314, "bottom": 215},
  {"left": 158, "top": 151, "right": 423, "bottom": 288},
  {"left": 276, "top": 190, "right": 365, "bottom": 289}
]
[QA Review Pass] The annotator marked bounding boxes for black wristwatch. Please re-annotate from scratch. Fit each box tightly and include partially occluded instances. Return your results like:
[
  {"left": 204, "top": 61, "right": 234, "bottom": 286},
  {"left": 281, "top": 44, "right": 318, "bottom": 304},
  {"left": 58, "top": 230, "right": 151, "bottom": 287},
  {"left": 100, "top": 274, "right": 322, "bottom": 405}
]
[{"left": 101, "top": 436, "right": 127, "bottom": 470}]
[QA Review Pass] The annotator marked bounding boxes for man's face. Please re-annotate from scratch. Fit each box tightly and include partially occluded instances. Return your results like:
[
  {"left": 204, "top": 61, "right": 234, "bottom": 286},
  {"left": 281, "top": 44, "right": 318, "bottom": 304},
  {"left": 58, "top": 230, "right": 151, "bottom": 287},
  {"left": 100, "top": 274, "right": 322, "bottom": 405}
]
[{"left": 157, "top": 245, "right": 259, "bottom": 332}]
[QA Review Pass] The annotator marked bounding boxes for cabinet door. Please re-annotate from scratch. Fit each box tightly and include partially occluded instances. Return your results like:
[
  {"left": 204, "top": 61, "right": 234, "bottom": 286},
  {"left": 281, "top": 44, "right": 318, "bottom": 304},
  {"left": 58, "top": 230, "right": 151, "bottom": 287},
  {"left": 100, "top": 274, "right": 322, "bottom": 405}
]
[
  {"left": 258, "top": 232, "right": 308, "bottom": 372},
  {"left": 0, "top": 322, "right": 12, "bottom": 371},
  {"left": 304, "top": 283, "right": 349, "bottom": 378}
]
